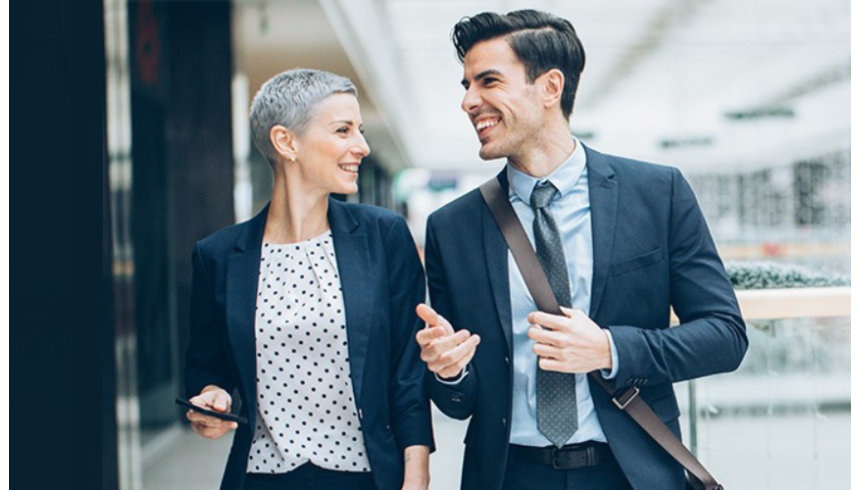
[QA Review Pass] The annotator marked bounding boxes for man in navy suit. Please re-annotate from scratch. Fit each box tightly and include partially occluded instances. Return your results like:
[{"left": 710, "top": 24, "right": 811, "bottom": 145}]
[{"left": 415, "top": 10, "right": 748, "bottom": 490}]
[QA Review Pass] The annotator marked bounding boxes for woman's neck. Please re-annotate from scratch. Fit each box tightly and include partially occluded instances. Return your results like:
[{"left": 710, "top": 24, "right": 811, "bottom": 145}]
[{"left": 263, "top": 170, "right": 330, "bottom": 244}]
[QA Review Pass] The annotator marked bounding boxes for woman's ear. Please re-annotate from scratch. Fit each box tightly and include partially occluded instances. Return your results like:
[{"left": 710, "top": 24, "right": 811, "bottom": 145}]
[
  {"left": 539, "top": 68, "right": 565, "bottom": 110},
  {"left": 270, "top": 125, "right": 299, "bottom": 162}
]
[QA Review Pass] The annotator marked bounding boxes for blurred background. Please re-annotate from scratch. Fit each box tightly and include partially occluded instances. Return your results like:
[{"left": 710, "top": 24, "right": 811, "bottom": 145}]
[{"left": 31, "top": 0, "right": 854, "bottom": 488}]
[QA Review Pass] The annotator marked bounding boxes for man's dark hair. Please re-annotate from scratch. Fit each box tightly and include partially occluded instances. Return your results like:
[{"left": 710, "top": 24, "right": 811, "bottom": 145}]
[{"left": 452, "top": 10, "right": 586, "bottom": 120}]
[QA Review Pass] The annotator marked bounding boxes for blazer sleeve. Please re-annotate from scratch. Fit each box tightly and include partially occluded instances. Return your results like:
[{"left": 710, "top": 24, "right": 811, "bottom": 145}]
[
  {"left": 185, "top": 243, "right": 236, "bottom": 398},
  {"left": 608, "top": 169, "right": 748, "bottom": 388},
  {"left": 385, "top": 217, "right": 435, "bottom": 450},
  {"left": 423, "top": 214, "right": 479, "bottom": 420}
]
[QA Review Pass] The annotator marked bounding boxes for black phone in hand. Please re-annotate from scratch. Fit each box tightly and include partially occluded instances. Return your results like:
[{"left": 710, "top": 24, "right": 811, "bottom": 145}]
[{"left": 175, "top": 397, "right": 248, "bottom": 425}]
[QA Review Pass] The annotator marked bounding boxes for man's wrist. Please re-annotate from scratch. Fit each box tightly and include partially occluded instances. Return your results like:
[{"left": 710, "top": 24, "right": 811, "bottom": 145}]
[
  {"left": 435, "top": 368, "right": 468, "bottom": 385},
  {"left": 600, "top": 330, "right": 620, "bottom": 379},
  {"left": 602, "top": 331, "right": 612, "bottom": 370}
]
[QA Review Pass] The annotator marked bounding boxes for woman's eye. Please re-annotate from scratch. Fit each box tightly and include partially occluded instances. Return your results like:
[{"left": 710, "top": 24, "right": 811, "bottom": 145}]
[{"left": 336, "top": 127, "right": 349, "bottom": 134}]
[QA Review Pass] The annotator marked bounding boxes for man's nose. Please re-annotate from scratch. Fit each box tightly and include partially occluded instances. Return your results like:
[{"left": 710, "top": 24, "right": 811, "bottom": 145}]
[{"left": 461, "top": 87, "right": 480, "bottom": 114}]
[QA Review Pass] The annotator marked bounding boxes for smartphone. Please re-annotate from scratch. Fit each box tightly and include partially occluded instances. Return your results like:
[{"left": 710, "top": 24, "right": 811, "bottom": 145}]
[{"left": 175, "top": 397, "right": 248, "bottom": 425}]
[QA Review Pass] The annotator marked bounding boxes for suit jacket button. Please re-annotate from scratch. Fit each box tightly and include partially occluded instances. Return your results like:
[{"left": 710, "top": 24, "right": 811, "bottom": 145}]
[
  {"left": 505, "top": 356, "right": 510, "bottom": 365},
  {"left": 502, "top": 418, "right": 507, "bottom": 427}
]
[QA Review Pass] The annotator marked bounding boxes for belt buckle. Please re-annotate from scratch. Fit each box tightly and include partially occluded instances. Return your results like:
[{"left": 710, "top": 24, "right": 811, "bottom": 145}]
[
  {"left": 550, "top": 447, "right": 567, "bottom": 470},
  {"left": 550, "top": 446, "right": 594, "bottom": 470}
]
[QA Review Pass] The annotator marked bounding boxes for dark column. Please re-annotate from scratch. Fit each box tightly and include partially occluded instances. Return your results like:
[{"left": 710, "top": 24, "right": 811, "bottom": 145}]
[
  {"left": 11, "top": 0, "right": 117, "bottom": 488},
  {"left": 127, "top": 0, "right": 234, "bottom": 432},
  {"left": 165, "top": 2, "right": 236, "bottom": 407},
  {"left": 128, "top": 0, "right": 177, "bottom": 433}
]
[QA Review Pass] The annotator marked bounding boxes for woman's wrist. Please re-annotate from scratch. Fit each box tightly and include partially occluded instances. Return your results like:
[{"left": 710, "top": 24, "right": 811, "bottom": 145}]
[{"left": 403, "top": 445, "right": 430, "bottom": 486}]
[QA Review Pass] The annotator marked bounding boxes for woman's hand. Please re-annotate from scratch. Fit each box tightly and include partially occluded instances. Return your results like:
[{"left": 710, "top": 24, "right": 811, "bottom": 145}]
[
  {"left": 186, "top": 385, "right": 238, "bottom": 439},
  {"left": 401, "top": 445, "right": 430, "bottom": 490}
]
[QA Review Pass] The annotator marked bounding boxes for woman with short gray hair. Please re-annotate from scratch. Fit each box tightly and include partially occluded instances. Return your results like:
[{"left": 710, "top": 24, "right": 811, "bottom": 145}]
[{"left": 184, "top": 68, "right": 433, "bottom": 490}]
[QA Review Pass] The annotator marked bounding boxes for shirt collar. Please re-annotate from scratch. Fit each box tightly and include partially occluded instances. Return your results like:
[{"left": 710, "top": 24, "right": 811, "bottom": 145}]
[{"left": 507, "top": 138, "right": 587, "bottom": 204}]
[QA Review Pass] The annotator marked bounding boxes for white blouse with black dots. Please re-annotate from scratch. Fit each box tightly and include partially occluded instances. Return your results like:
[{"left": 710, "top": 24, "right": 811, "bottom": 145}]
[{"left": 246, "top": 231, "right": 371, "bottom": 474}]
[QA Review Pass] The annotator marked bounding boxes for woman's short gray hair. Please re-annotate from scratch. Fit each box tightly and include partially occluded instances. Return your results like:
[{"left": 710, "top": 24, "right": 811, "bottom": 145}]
[{"left": 250, "top": 68, "right": 357, "bottom": 164}]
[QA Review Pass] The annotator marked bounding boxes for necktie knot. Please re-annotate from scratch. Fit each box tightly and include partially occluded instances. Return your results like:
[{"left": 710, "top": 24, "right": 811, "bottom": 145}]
[{"left": 530, "top": 181, "right": 558, "bottom": 209}]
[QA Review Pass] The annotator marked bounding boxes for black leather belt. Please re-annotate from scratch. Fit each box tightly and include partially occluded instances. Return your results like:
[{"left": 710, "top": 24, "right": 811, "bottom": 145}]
[{"left": 508, "top": 442, "right": 615, "bottom": 470}]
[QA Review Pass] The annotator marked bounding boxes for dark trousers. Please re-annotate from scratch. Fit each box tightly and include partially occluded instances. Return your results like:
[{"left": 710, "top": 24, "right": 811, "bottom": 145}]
[
  {"left": 503, "top": 444, "right": 633, "bottom": 490},
  {"left": 244, "top": 463, "right": 376, "bottom": 490}
]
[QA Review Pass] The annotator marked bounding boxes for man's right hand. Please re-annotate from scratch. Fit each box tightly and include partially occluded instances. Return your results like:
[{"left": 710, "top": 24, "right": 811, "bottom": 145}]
[
  {"left": 415, "top": 304, "right": 480, "bottom": 379},
  {"left": 186, "top": 385, "right": 238, "bottom": 439}
]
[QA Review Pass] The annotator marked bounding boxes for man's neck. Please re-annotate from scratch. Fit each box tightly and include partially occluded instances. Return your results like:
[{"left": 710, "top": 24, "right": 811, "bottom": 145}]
[{"left": 506, "top": 120, "right": 576, "bottom": 178}]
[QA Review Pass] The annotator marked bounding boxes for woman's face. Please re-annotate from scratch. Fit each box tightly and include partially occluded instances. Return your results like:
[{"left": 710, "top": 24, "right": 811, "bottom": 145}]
[{"left": 293, "top": 93, "right": 370, "bottom": 196}]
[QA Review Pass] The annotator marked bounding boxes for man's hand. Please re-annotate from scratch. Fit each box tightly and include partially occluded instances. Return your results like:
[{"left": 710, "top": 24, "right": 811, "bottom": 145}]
[
  {"left": 186, "top": 385, "right": 238, "bottom": 439},
  {"left": 528, "top": 307, "right": 612, "bottom": 373},
  {"left": 415, "top": 303, "right": 480, "bottom": 379}
]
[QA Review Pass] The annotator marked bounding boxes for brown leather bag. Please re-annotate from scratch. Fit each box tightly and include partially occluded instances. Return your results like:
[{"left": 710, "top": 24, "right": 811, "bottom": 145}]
[{"left": 479, "top": 178, "right": 723, "bottom": 490}]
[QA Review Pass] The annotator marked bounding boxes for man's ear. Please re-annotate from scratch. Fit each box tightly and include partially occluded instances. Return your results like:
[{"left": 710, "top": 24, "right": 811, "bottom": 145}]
[
  {"left": 539, "top": 69, "right": 565, "bottom": 110},
  {"left": 270, "top": 125, "right": 299, "bottom": 162}
]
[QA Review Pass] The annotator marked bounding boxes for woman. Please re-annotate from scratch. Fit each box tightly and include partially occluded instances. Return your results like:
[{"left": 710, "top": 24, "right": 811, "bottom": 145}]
[{"left": 184, "top": 68, "right": 432, "bottom": 490}]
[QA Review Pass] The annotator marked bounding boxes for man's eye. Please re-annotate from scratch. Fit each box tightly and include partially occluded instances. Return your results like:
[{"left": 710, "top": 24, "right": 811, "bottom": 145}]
[{"left": 336, "top": 127, "right": 349, "bottom": 134}]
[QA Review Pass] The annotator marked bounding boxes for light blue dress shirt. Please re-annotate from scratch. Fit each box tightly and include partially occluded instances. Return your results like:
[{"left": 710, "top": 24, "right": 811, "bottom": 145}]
[{"left": 506, "top": 140, "right": 618, "bottom": 447}]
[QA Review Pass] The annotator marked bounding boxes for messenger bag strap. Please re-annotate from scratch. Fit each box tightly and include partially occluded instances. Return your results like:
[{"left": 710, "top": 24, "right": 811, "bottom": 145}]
[{"left": 479, "top": 177, "right": 723, "bottom": 490}]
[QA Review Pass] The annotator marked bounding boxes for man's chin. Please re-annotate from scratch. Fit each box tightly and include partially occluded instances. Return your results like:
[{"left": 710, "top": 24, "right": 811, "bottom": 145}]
[{"left": 478, "top": 145, "right": 504, "bottom": 161}]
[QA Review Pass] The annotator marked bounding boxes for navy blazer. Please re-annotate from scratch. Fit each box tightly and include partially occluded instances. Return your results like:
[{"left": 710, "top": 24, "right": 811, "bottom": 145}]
[
  {"left": 424, "top": 146, "right": 748, "bottom": 490},
  {"left": 185, "top": 199, "right": 434, "bottom": 490}
]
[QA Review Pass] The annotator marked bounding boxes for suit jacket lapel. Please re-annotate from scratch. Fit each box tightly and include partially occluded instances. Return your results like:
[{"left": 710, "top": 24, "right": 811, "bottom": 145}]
[
  {"left": 584, "top": 146, "right": 618, "bottom": 319},
  {"left": 482, "top": 171, "right": 513, "bottom": 355},
  {"left": 226, "top": 204, "right": 268, "bottom": 414},
  {"left": 328, "top": 198, "right": 371, "bottom": 404}
]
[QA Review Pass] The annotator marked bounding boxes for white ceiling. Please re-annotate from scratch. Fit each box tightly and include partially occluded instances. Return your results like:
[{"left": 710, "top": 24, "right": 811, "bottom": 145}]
[{"left": 234, "top": 0, "right": 850, "bottom": 175}]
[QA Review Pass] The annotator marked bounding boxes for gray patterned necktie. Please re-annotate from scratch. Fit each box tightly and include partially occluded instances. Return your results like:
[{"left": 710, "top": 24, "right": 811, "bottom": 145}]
[{"left": 530, "top": 181, "right": 578, "bottom": 448}]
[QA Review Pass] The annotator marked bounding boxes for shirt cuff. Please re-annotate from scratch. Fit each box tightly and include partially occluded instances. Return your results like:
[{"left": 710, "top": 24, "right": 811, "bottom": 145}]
[
  {"left": 434, "top": 368, "right": 469, "bottom": 385},
  {"left": 600, "top": 330, "right": 619, "bottom": 380}
]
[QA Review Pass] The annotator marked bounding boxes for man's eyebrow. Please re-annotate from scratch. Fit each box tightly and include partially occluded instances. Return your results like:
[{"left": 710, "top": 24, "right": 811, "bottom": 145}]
[{"left": 461, "top": 69, "right": 503, "bottom": 88}]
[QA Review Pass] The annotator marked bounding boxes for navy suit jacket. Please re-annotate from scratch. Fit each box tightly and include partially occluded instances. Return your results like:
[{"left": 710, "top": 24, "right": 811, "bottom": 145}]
[
  {"left": 424, "top": 146, "right": 748, "bottom": 490},
  {"left": 185, "top": 199, "right": 434, "bottom": 490}
]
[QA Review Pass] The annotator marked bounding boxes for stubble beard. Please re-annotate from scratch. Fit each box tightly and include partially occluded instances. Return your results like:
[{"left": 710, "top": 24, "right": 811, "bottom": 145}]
[{"left": 477, "top": 127, "right": 529, "bottom": 163}]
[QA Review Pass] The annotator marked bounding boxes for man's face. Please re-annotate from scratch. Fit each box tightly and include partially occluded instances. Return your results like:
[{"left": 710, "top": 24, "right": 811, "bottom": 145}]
[{"left": 460, "top": 37, "right": 545, "bottom": 161}]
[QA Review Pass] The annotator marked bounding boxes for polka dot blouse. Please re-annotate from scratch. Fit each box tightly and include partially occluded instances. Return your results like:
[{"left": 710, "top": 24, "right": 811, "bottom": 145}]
[{"left": 246, "top": 231, "right": 371, "bottom": 474}]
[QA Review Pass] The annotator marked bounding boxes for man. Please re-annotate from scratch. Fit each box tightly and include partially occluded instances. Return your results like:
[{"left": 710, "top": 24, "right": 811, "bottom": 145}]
[{"left": 415, "top": 9, "right": 748, "bottom": 490}]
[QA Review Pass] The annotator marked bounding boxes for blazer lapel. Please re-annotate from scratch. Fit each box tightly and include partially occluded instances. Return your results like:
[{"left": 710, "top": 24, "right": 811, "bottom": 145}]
[
  {"left": 482, "top": 171, "right": 513, "bottom": 355},
  {"left": 226, "top": 204, "right": 269, "bottom": 413},
  {"left": 584, "top": 146, "right": 618, "bottom": 319},
  {"left": 328, "top": 198, "right": 372, "bottom": 404}
]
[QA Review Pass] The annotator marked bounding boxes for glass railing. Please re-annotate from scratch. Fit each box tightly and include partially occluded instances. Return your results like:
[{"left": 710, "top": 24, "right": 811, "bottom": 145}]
[{"left": 677, "top": 286, "right": 850, "bottom": 489}]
